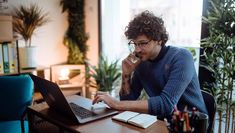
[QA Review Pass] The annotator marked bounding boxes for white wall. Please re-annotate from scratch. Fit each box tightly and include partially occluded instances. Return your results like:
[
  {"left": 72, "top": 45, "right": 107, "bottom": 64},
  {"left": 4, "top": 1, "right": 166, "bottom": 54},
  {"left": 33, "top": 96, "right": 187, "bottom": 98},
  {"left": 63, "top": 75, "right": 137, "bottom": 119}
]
[
  {"left": 0, "top": 0, "right": 99, "bottom": 67},
  {"left": 85, "top": 0, "right": 99, "bottom": 66},
  {"left": 0, "top": 0, "right": 68, "bottom": 67}
]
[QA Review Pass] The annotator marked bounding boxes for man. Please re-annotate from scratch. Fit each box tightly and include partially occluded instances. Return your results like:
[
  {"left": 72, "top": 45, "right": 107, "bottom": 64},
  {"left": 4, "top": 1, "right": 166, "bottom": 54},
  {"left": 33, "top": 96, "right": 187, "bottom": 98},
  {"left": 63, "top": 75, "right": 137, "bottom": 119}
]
[{"left": 92, "top": 10, "right": 208, "bottom": 118}]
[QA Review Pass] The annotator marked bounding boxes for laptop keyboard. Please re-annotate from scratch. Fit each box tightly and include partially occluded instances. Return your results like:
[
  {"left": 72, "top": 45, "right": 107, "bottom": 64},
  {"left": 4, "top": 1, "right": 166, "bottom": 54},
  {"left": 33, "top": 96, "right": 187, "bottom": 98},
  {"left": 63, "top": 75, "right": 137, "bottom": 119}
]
[{"left": 69, "top": 102, "right": 96, "bottom": 119}]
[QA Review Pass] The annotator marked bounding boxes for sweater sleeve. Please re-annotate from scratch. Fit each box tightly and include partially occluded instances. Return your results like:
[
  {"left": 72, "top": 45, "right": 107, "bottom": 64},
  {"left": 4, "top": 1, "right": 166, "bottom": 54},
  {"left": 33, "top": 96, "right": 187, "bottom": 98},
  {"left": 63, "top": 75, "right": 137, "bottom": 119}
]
[
  {"left": 148, "top": 49, "right": 195, "bottom": 117},
  {"left": 119, "top": 71, "right": 143, "bottom": 100}
]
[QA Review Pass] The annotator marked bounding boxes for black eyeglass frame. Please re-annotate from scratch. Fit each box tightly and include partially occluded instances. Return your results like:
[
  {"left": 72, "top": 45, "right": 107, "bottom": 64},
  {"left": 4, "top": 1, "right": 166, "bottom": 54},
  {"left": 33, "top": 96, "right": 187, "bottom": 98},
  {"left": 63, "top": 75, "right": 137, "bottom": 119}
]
[{"left": 128, "top": 39, "right": 152, "bottom": 50}]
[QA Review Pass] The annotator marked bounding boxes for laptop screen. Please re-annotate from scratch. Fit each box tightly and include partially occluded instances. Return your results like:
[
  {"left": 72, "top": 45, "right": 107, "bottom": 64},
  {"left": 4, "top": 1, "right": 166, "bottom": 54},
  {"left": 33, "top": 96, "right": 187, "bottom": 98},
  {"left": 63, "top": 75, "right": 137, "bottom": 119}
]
[{"left": 29, "top": 74, "right": 77, "bottom": 120}]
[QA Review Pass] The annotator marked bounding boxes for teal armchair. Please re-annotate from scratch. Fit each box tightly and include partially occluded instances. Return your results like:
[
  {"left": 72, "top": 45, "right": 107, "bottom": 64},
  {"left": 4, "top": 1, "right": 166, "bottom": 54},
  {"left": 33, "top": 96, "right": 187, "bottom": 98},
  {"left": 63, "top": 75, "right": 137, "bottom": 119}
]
[{"left": 0, "top": 75, "right": 34, "bottom": 133}]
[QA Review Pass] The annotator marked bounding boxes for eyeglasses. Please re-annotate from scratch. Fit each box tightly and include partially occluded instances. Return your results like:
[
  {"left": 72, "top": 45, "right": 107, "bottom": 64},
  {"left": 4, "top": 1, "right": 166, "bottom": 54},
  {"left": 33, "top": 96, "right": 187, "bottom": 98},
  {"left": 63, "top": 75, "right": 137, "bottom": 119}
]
[{"left": 128, "top": 40, "right": 152, "bottom": 52}]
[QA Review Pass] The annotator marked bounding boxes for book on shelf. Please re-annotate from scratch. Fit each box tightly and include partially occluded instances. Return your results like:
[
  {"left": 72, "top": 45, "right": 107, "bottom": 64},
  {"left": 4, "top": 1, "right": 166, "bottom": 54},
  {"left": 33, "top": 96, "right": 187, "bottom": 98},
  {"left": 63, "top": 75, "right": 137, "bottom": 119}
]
[
  {"left": 8, "top": 42, "right": 17, "bottom": 73},
  {"left": 112, "top": 111, "right": 157, "bottom": 129},
  {"left": 0, "top": 43, "right": 4, "bottom": 74},
  {"left": 2, "top": 42, "right": 10, "bottom": 73}
]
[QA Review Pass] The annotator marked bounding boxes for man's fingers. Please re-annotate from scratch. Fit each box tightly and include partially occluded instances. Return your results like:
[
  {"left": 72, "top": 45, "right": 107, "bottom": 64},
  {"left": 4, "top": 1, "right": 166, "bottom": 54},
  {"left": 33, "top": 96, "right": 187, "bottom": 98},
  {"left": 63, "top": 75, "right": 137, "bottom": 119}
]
[
  {"left": 92, "top": 96, "right": 98, "bottom": 104},
  {"left": 92, "top": 95, "right": 104, "bottom": 104},
  {"left": 96, "top": 91, "right": 108, "bottom": 95},
  {"left": 123, "top": 58, "right": 132, "bottom": 66}
]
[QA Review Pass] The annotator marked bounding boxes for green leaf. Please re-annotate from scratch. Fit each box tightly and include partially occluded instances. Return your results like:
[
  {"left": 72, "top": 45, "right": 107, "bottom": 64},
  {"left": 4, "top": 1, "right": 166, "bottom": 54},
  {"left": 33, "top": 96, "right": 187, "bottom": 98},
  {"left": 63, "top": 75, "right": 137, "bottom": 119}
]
[
  {"left": 87, "top": 56, "right": 121, "bottom": 92},
  {"left": 201, "top": 0, "right": 235, "bottom": 117}
]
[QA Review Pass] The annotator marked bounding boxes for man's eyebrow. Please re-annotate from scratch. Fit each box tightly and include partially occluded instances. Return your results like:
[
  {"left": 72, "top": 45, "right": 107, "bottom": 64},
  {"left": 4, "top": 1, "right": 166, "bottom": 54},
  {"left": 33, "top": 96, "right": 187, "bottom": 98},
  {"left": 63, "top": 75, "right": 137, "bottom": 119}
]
[{"left": 136, "top": 40, "right": 149, "bottom": 43}]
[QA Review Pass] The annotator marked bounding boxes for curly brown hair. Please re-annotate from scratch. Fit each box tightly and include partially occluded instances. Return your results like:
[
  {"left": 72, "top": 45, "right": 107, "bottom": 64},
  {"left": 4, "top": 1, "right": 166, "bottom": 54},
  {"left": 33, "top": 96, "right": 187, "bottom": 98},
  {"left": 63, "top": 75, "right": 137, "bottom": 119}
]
[{"left": 124, "top": 10, "right": 168, "bottom": 46}]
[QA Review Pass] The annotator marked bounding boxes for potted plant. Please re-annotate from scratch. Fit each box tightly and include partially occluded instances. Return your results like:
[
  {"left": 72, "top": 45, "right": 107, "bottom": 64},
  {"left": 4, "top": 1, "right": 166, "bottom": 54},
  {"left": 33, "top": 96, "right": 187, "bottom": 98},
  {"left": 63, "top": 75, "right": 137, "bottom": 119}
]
[
  {"left": 200, "top": 0, "right": 235, "bottom": 132},
  {"left": 12, "top": 4, "right": 49, "bottom": 69},
  {"left": 87, "top": 56, "right": 121, "bottom": 96}
]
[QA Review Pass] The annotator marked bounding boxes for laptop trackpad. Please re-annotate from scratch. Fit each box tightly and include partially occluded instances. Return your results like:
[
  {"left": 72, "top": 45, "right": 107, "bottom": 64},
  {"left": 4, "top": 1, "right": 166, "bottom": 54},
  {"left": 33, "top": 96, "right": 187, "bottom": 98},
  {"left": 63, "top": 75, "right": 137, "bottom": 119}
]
[
  {"left": 91, "top": 102, "right": 109, "bottom": 109},
  {"left": 91, "top": 103, "right": 110, "bottom": 114},
  {"left": 66, "top": 95, "right": 110, "bottom": 114}
]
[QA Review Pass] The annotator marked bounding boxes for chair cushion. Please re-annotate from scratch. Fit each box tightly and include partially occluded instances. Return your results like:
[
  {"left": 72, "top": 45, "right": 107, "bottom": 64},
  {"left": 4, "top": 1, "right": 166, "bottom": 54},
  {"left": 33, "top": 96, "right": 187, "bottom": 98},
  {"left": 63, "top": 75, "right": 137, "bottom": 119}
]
[
  {"left": 0, "top": 120, "right": 28, "bottom": 133},
  {"left": 0, "top": 75, "right": 33, "bottom": 120}
]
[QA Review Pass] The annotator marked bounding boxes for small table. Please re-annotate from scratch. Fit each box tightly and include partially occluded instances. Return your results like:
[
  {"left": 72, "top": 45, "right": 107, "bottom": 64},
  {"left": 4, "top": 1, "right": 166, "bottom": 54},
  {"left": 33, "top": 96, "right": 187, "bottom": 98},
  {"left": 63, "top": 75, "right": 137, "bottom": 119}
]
[{"left": 27, "top": 101, "right": 168, "bottom": 133}]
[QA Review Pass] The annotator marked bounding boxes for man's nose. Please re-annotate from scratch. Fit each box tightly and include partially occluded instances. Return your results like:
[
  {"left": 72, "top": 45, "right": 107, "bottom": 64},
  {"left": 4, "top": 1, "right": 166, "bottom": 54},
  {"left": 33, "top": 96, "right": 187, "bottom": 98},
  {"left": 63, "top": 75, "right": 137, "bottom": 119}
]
[{"left": 134, "top": 46, "right": 142, "bottom": 52}]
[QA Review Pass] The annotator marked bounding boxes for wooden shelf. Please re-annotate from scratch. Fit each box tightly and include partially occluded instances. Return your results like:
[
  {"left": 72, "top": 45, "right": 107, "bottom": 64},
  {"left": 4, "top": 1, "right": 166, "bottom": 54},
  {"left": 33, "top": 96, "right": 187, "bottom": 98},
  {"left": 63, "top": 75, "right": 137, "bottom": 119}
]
[
  {"left": 20, "top": 66, "right": 50, "bottom": 73},
  {"left": 0, "top": 72, "right": 18, "bottom": 76},
  {"left": 50, "top": 64, "right": 86, "bottom": 97},
  {"left": 1, "top": 66, "right": 50, "bottom": 79},
  {"left": 59, "top": 83, "right": 82, "bottom": 89}
]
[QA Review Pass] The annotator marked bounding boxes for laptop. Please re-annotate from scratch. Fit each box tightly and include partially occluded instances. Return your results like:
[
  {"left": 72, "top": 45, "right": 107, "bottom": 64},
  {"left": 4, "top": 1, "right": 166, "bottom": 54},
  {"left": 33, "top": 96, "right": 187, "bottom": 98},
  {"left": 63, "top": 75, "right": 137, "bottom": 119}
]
[{"left": 29, "top": 74, "right": 118, "bottom": 124}]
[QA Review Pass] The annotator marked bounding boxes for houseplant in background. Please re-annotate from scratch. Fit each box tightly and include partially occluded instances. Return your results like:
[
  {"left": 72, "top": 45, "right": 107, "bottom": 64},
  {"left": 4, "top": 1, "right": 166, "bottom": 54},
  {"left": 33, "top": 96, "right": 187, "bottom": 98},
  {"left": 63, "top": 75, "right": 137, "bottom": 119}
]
[
  {"left": 200, "top": 0, "right": 235, "bottom": 132},
  {"left": 12, "top": 4, "right": 49, "bottom": 69},
  {"left": 87, "top": 56, "right": 121, "bottom": 98},
  {"left": 60, "top": 0, "right": 88, "bottom": 64}
]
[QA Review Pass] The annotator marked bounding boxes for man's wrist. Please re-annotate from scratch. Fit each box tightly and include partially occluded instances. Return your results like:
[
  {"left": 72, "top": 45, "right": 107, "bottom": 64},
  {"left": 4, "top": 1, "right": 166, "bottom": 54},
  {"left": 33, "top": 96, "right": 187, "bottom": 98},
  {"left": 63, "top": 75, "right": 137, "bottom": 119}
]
[
  {"left": 119, "top": 87, "right": 129, "bottom": 96},
  {"left": 114, "top": 100, "right": 121, "bottom": 110},
  {"left": 122, "top": 73, "right": 131, "bottom": 79}
]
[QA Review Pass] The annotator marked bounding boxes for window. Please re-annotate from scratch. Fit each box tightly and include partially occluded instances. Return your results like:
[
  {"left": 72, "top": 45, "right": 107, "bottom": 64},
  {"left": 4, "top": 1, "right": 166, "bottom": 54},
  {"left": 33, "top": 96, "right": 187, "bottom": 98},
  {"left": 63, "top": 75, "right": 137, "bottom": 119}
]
[{"left": 101, "top": 0, "right": 203, "bottom": 73}]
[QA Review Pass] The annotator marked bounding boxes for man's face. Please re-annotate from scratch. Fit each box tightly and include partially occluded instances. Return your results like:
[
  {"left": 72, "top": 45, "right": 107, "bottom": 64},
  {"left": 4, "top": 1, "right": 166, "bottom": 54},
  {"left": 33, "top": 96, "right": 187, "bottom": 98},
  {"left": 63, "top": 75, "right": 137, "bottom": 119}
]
[{"left": 130, "top": 35, "right": 161, "bottom": 61}]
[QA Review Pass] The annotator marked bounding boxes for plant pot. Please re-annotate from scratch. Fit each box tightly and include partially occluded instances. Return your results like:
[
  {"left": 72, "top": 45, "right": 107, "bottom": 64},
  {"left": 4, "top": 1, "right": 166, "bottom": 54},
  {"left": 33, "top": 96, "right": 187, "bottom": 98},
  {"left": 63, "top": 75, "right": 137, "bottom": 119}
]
[{"left": 19, "top": 47, "right": 37, "bottom": 69}]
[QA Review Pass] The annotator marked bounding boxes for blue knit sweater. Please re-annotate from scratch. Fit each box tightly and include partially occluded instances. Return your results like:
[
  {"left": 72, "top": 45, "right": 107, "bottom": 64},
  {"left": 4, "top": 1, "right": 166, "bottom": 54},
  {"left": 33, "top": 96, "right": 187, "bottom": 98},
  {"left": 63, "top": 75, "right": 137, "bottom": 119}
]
[{"left": 120, "top": 46, "right": 208, "bottom": 118}]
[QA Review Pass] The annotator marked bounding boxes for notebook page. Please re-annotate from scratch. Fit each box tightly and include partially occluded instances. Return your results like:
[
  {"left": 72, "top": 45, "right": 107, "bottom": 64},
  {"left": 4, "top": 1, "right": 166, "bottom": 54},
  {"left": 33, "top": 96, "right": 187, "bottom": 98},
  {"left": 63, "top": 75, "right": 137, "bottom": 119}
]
[
  {"left": 128, "top": 113, "right": 157, "bottom": 128},
  {"left": 112, "top": 111, "right": 139, "bottom": 122}
]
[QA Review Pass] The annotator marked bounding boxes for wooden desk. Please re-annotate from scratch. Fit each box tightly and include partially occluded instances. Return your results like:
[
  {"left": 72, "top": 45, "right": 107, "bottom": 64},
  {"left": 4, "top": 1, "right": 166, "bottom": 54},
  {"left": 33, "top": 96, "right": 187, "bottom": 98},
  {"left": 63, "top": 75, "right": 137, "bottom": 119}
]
[{"left": 27, "top": 102, "right": 168, "bottom": 133}]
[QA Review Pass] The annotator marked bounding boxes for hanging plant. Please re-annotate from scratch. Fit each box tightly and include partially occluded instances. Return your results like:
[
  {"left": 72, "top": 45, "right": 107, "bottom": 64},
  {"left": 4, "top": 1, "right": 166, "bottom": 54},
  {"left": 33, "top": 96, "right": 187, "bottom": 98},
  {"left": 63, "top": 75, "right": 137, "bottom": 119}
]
[{"left": 60, "top": 0, "right": 88, "bottom": 64}]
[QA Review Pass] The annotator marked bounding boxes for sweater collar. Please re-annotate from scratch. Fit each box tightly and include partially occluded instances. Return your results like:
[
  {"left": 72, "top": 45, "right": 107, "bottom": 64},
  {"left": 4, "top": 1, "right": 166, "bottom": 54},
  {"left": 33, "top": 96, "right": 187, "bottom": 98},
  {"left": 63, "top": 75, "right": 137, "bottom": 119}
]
[{"left": 149, "top": 45, "right": 169, "bottom": 62}]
